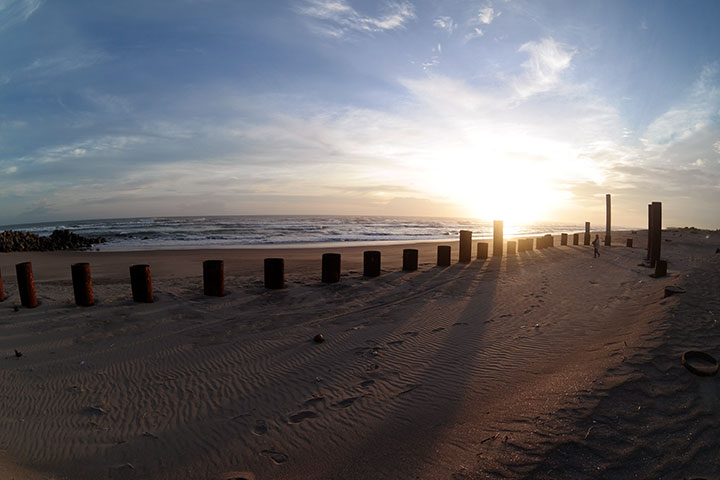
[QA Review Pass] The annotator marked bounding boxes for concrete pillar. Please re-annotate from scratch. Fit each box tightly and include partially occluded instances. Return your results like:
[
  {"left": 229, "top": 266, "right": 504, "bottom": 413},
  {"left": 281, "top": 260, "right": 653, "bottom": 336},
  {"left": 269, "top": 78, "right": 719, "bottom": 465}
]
[
  {"left": 437, "top": 246, "right": 451, "bottom": 267},
  {"left": 15, "top": 262, "right": 38, "bottom": 308},
  {"left": 573, "top": 233, "right": 579, "bottom": 245},
  {"left": 584, "top": 222, "right": 591, "bottom": 245},
  {"left": 129, "top": 264, "right": 154, "bottom": 303},
  {"left": 476, "top": 242, "right": 488, "bottom": 259},
  {"left": 203, "top": 260, "right": 225, "bottom": 297},
  {"left": 363, "top": 251, "right": 381, "bottom": 277},
  {"left": 402, "top": 249, "right": 418, "bottom": 271},
  {"left": 561, "top": 233, "right": 568, "bottom": 246},
  {"left": 71, "top": 263, "right": 94, "bottom": 306},
  {"left": 459, "top": 230, "right": 472, "bottom": 263},
  {"left": 507, "top": 240, "right": 517, "bottom": 254},
  {"left": 322, "top": 253, "right": 341, "bottom": 283},
  {"left": 264, "top": 258, "right": 285, "bottom": 288},
  {"left": 605, "top": 194, "right": 612, "bottom": 246},
  {"left": 493, "top": 220, "right": 503, "bottom": 257},
  {"left": 649, "top": 202, "right": 662, "bottom": 268}
]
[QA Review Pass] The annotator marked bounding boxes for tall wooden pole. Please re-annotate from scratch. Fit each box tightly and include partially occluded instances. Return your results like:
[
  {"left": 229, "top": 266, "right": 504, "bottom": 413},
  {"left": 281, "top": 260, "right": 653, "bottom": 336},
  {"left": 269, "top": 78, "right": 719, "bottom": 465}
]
[
  {"left": 584, "top": 222, "right": 591, "bottom": 245},
  {"left": 646, "top": 203, "right": 652, "bottom": 260},
  {"left": 493, "top": 220, "right": 503, "bottom": 257},
  {"left": 459, "top": 230, "right": 472, "bottom": 263},
  {"left": 605, "top": 194, "right": 612, "bottom": 246},
  {"left": 649, "top": 202, "right": 662, "bottom": 268}
]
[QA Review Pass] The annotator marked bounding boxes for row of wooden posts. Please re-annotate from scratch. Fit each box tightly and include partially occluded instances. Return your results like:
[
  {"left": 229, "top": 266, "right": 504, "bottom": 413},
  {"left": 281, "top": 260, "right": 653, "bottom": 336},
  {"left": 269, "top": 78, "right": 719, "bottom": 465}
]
[{"left": 0, "top": 225, "right": 636, "bottom": 309}]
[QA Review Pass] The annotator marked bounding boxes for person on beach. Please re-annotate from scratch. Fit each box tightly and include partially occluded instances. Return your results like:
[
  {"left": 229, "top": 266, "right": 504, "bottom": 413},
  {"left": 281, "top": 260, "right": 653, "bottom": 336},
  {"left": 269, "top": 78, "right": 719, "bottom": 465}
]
[{"left": 593, "top": 234, "right": 600, "bottom": 258}]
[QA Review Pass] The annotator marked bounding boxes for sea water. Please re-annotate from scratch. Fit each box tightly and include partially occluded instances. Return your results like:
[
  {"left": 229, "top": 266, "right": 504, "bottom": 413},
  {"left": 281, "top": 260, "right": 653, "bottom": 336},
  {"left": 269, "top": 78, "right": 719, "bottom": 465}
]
[{"left": 1, "top": 215, "right": 604, "bottom": 250}]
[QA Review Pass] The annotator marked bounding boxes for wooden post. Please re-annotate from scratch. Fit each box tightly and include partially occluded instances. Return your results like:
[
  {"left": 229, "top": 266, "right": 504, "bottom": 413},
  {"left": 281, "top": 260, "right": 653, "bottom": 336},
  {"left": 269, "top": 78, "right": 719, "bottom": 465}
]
[
  {"left": 561, "top": 233, "right": 568, "bottom": 246},
  {"left": 459, "top": 230, "right": 472, "bottom": 263},
  {"left": 493, "top": 220, "right": 503, "bottom": 257},
  {"left": 545, "top": 234, "right": 554, "bottom": 247},
  {"left": 0, "top": 268, "right": 5, "bottom": 302},
  {"left": 626, "top": 239, "right": 633, "bottom": 248},
  {"left": 649, "top": 202, "right": 662, "bottom": 268},
  {"left": 507, "top": 240, "right": 517, "bottom": 254},
  {"left": 363, "top": 251, "right": 381, "bottom": 277},
  {"left": 654, "top": 259, "right": 667, "bottom": 277},
  {"left": 646, "top": 203, "right": 652, "bottom": 260},
  {"left": 402, "top": 249, "right": 418, "bottom": 271},
  {"left": 322, "top": 253, "right": 341, "bottom": 283},
  {"left": 573, "top": 233, "right": 579, "bottom": 245},
  {"left": 476, "top": 242, "right": 489, "bottom": 259},
  {"left": 517, "top": 239, "right": 525, "bottom": 252},
  {"left": 536, "top": 237, "right": 543, "bottom": 249},
  {"left": 129, "top": 264, "right": 154, "bottom": 303},
  {"left": 527, "top": 238, "right": 534, "bottom": 251},
  {"left": 584, "top": 222, "right": 591, "bottom": 245},
  {"left": 605, "top": 194, "right": 612, "bottom": 246},
  {"left": 203, "top": 260, "right": 225, "bottom": 296},
  {"left": 71, "top": 263, "right": 94, "bottom": 307},
  {"left": 437, "top": 246, "right": 451, "bottom": 267},
  {"left": 15, "top": 262, "right": 38, "bottom": 308},
  {"left": 264, "top": 258, "right": 285, "bottom": 289}
]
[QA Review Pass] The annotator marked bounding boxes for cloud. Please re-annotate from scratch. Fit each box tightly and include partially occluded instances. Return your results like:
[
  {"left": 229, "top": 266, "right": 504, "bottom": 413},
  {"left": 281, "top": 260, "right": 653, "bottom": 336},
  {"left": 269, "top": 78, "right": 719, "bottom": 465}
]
[
  {"left": 512, "top": 37, "right": 576, "bottom": 98},
  {"left": 642, "top": 63, "right": 720, "bottom": 152},
  {"left": 433, "top": 16, "right": 455, "bottom": 34},
  {"left": 297, "top": 0, "right": 415, "bottom": 37},
  {"left": 0, "top": 0, "right": 42, "bottom": 31},
  {"left": 4, "top": 166, "right": 18, "bottom": 174},
  {"left": 714, "top": 140, "right": 720, "bottom": 155},
  {"left": 464, "top": 27, "right": 484, "bottom": 42},
  {"left": 478, "top": 6, "right": 497, "bottom": 25},
  {"left": 23, "top": 49, "right": 107, "bottom": 77}
]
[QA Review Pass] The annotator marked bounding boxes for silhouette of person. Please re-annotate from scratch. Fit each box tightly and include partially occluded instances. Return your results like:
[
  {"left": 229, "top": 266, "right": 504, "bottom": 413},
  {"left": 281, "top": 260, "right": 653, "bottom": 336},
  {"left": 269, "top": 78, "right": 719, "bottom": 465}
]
[{"left": 592, "top": 234, "right": 600, "bottom": 258}]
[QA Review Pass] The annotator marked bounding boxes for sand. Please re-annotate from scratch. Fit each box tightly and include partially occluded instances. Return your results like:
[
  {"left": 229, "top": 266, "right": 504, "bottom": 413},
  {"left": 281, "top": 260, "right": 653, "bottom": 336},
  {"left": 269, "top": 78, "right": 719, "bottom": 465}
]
[{"left": 1, "top": 229, "right": 719, "bottom": 479}]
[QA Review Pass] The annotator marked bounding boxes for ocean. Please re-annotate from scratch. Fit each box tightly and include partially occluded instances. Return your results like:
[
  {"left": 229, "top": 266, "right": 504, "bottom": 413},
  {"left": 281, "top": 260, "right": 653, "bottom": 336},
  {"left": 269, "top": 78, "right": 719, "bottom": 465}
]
[{"left": 1, "top": 216, "right": 603, "bottom": 250}]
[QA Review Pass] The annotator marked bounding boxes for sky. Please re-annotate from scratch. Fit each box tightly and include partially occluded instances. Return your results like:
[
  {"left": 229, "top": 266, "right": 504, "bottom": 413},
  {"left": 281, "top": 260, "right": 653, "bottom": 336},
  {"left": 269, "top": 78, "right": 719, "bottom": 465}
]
[{"left": 1, "top": 0, "right": 720, "bottom": 228}]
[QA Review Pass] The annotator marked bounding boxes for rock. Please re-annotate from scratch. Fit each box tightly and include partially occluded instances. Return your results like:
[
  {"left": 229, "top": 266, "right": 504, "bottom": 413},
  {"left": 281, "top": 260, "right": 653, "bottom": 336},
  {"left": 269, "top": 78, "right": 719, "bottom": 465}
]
[
  {"left": 313, "top": 334, "right": 325, "bottom": 343},
  {"left": 0, "top": 229, "right": 106, "bottom": 252}
]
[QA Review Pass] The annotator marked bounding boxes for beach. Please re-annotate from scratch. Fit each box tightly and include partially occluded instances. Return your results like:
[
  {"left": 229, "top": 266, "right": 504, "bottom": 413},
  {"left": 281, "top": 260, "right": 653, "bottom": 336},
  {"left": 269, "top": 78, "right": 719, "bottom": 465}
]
[{"left": 1, "top": 229, "right": 719, "bottom": 479}]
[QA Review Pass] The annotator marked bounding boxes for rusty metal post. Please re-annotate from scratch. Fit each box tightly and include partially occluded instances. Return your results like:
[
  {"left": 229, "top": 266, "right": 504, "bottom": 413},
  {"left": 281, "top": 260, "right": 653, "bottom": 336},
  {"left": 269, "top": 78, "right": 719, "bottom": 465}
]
[
  {"left": 264, "top": 258, "right": 285, "bottom": 288},
  {"left": 584, "top": 222, "right": 591, "bottom": 245},
  {"left": 573, "top": 233, "right": 579, "bottom": 245},
  {"left": 322, "top": 253, "right": 341, "bottom": 283},
  {"left": 459, "top": 230, "right": 472, "bottom": 263},
  {"left": 203, "top": 260, "right": 225, "bottom": 296},
  {"left": 561, "top": 233, "right": 568, "bottom": 246},
  {"left": 437, "top": 246, "right": 451, "bottom": 267},
  {"left": 507, "top": 240, "right": 517, "bottom": 254},
  {"left": 493, "top": 220, "right": 503, "bottom": 257},
  {"left": 476, "top": 242, "right": 488, "bottom": 259},
  {"left": 403, "top": 249, "right": 418, "bottom": 271},
  {"left": 605, "top": 194, "right": 612, "bottom": 246},
  {"left": 71, "top": 263, "right": 94, "bottom": 306},
  {"left": 363, "top": 251, "right": 381, "bottom": 277},
  {"left": 15, "top": 262, "right": 38, "bottom": 308},
  {"left": 0, "top": 268, "right": 5, "bottom": 302},
  {"left": 130, "top": 264, "right": 154, "bottom": 303}
]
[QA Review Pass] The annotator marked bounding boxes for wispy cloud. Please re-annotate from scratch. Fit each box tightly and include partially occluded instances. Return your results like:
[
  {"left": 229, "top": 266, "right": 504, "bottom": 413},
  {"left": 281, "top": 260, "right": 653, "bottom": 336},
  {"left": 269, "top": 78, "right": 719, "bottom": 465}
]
[
  {"left": 512, "top": 37, "right": 575, "bottom": 98},
  {"left": 642, "top": 63, "right": 720, "bottom": 152},
  {"left": 433, "top": 16, "right": 455, "bottom": 35},
  {"left": 23, "top": 49, "right": 107, "bottom": 77},
  {"left": 478, "top": 6, "right": 497, "bottom": 25},
  {"left": 298, "top": 0, "right": 415, "bottom": 37},
  {"left": 0, "top": 0, "right": 42, "bottom": 31}
]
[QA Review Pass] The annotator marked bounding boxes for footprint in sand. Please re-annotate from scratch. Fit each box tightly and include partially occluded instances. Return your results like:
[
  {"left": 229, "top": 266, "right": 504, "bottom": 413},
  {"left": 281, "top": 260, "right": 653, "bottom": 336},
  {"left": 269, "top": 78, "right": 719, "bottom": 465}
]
[
  {"left": 359, "top": 379, "right": 375, "bottom": 388},
  {"left": 303, "top": 396, "right": 325, "bottom": 407},
  {"left": 252, "top": 420, "right": 268, "bottom": 435},
  {"left": 432, "top": 327, "right": 445, "bottom": 333},
  {"left": 260, "top": 450, "right": 289, "bottom": 465},
  {"left": 402, "top": 331, "right": 419, "bottom": 337},
  {"left": 387, "top": 340, "right": 404, "bottom": 346},
  {"left": 223, "top": 472, "right": 256, "bottom": 480},
  {"left": 333, "top": 396, "right": 361, "bottom": 408},
  {"left": 288, "top": 411, "right": 318, "bottom": 424},
  {"left": 452, "top": 322, "right": 468, "bottom": 326}
]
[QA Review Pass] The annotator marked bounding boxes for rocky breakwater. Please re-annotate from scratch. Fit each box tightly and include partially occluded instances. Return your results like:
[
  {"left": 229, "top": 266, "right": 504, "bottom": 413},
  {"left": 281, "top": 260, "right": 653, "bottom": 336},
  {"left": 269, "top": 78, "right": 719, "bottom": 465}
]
[{"left": 0, "top": 229, "right": 107, "bottom": 252}]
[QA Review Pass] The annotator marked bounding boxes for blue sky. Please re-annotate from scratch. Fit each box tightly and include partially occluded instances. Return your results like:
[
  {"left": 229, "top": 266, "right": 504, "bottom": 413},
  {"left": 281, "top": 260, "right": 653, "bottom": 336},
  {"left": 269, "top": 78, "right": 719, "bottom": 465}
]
[{"left": 1, "top": 0, "right": 720, "bottom": 228}]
